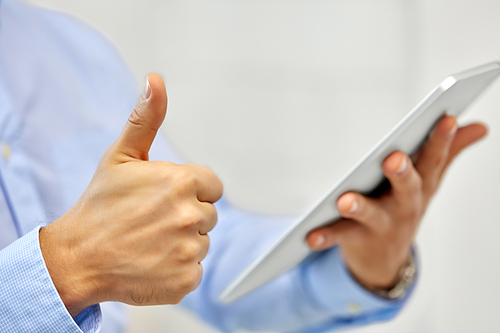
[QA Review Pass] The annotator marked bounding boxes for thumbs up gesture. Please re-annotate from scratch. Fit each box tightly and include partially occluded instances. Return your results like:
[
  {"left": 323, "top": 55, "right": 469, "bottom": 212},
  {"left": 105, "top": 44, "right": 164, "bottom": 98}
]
[{"left": 40, "top": 74, "right": 223, "bottom": 317}]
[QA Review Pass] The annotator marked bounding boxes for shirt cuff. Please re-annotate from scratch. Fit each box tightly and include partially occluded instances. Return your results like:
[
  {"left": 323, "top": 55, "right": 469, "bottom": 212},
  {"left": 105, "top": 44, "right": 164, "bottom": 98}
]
[
  {"left": 0, "top": 227, "right": 101, "bottom": 333},
  {"left": 302, "top": 246, "right": 414, "bottom": 318}
]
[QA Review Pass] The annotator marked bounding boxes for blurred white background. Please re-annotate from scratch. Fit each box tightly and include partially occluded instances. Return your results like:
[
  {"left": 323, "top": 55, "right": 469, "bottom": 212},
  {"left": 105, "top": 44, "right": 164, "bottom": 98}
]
[{"left": 29, "top": 0, "right": 500, "bottom": 332}]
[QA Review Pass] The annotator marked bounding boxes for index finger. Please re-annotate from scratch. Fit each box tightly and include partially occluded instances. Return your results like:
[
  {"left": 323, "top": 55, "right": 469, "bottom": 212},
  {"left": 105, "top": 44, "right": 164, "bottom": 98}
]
[
  {"left": 185, "top": 163, "right": 224, "bottom": 203},
  {"left": 443, "top": 123, "right": 488, "bottom": 171},
  {"left": 414, "top": 115, "right": 457, "bottom": 195}
]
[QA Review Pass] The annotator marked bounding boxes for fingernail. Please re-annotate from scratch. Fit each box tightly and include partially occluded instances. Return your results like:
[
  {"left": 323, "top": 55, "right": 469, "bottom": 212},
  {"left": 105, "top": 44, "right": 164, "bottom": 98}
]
[
  {"left": 397, "top": 157, "right": 407, "bottom": 174},
  {"left": 315, "top": 234, "right": 325, "bottom": 248},
  {"left": 142, "top": 77, "right": 151, "bottom": 100},
  {"left": 448, "top": 123, "right": 458, "bottom": 138},
  {"left": 349, "top": 199, "right": 359, "bottom": 213},
  {"left": 339, "top": 195, "right": 358, "bottom": 214}
]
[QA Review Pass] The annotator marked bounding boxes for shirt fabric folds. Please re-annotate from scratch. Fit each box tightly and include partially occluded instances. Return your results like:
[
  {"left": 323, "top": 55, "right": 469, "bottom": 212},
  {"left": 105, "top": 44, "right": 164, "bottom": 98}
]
[{"left": 0, "top": 0, "right": 413, "bottom": 332}]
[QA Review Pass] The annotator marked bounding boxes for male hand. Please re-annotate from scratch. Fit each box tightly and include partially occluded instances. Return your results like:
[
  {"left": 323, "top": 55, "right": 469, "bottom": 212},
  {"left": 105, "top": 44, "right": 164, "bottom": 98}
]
[
  {"left": 40, "top": 74, "right": 223, "bottom": 316},
  {"left": 307, "top": 115, "right": 487, "bottom": 289}
]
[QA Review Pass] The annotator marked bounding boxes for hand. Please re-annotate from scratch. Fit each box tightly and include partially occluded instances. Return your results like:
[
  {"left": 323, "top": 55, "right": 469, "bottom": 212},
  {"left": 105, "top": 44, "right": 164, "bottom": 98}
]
[
  {"left": 307, "top": 115, "right": 487, "bottom": 289},
  {"left": 40, "top": 74, "right": 223, "bottom": 316}
]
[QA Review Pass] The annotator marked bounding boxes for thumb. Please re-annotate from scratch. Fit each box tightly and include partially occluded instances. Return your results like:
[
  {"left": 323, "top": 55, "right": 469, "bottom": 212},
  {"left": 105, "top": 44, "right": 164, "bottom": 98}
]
[{"left": 113, "top": 73, "right": 168, "bottom": 161}]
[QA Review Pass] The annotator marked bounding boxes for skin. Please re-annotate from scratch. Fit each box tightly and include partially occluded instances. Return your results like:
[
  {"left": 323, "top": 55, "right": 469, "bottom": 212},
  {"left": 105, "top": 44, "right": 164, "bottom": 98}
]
[
  {"left": 307, "top": 115, "right": 488, "bottom": 289},
  {"left": 40, "top": 74, "right": 223, "bottom": 316},
  {"left": 40, "top": 72, "right": 487, "bottom": 318}
]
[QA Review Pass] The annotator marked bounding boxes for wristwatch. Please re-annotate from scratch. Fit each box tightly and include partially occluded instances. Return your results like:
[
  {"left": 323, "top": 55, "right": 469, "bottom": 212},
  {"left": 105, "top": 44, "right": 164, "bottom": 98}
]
[{"left": 368, "top": 252, "right": 417, "bottom": 300}]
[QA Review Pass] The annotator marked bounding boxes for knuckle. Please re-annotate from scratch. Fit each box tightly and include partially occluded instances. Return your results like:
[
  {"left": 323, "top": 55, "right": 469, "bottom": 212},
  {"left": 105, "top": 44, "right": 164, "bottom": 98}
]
[
  {"left": 206, "top": 205, "right": 218, "bottom": 227},
  {"left": 194, "top": 165, "right": 224, "bottom": 195},
  {"left": 215, "top": 175, "right": 223, "bottom": 191},
  {"left": 177, "top": 266, "right": 202, "bottom": 293},
  {"left": 175, "top": 167, "right": 196, "bottom": 186},
  {"left": 178, "top": 240, "right": 201, "bottom": 262},
  {"left": 213, "top": 180, "right": 224, "bottom": 200},
  {"left": 127, "top": 101, "right": 147, "bottom": 127},
  {"left": 180, "top": 206, "right": 203, "bottom": 229},
  {"left": 160, "top": 160, "right": 178, "bottom": 169},
  {"left": 201, "top": 165, "right": 218, "bottom": 181},
  {"left": 148, "top": 161, "right": 175, "bottom": 182}
]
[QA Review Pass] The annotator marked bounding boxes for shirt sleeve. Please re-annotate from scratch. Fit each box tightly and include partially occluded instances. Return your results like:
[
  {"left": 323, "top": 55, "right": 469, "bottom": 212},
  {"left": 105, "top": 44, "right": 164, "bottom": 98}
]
[
  {"left": 181, "top": 198, "right": 415, "bottom": 333},
  {"left": 147, "top": 132, "right": 416, "bottom": 332},
  {"left": 0, "top": 226, "right": 101, "bottom": 333}
]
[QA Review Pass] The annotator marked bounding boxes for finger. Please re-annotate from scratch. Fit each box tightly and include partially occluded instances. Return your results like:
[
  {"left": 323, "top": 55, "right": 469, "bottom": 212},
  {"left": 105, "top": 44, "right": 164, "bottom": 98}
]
[
  {"left": 185, "top": 163, "right": 224, "bottom": 203},
  {"left": 181, "top": 263, "right": 204, "bottom": 295},
  {"left": 196, "top": 234, "right": 211, "bottom": 263},
  {"left": 113, "top": 73, "right": 168, "bottom": 161},
  {"left": 306, "top": 219, "right": 366, "bottom": 251},
  {"left": 414, "top": 115, "right": 457, "bottom": 194},
  {"left": 443, "top": 123, "right": 488, "bottom": 171},
  {"left": 197, "top": 202, "right": 218, "bottom": 235},
  {"left": 382, "top": 152, "right": 423, "bottom": 204},
  {"left": 336, "top": 192, "right": 391, "bottom": 233}
]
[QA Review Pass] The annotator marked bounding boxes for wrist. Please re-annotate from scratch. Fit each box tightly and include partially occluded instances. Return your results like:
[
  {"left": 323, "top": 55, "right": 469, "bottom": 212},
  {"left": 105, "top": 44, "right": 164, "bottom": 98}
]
[
  {"left": 349, "top": 251, "right": 417, "bottom": 300},
  {"left": 368, "top": 252, "right": 416, "bottom": 299},
  {"left": 39, "top": 220, "right": 101, "bottom": 317},
  {"left": 346, "top": 246, "right": 413, "bottom": 290}
]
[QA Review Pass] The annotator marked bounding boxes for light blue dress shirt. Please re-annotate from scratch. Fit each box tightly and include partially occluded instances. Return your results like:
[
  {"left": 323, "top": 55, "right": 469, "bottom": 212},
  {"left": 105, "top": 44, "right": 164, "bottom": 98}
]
[{"left": 0, "top": 0, "right": 413, "bottom": 332}]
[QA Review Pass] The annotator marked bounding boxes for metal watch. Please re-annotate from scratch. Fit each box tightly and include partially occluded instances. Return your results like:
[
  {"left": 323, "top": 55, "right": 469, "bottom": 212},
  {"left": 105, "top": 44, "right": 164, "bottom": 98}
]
[{"left": 369, "top": 252, "right": 416, "bottom": 300}]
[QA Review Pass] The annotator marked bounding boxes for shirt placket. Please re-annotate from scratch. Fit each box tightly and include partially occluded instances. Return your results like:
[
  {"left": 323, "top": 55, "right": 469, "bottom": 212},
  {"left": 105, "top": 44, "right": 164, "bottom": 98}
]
[
  {"left": 0, "top": 87, "right": 21, "bottom": 249},
  {"left": 0, "top": 83, "right": 45, "bottom": 246}
]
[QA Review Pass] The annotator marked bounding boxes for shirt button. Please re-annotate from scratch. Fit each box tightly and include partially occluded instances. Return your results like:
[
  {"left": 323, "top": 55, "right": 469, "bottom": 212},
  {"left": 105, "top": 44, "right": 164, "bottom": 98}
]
[
  {"left": 2, "top": 143, "right": 11, "bottom": 161},
  {"left": 346, "top": 302, "right": 363, "bottom": 315}
]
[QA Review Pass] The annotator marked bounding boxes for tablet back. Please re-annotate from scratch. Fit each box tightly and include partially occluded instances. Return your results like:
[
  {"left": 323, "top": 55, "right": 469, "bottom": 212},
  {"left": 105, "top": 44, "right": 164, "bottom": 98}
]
[{"left": 220, "top": 62, "right": 500, "bottom": 304}]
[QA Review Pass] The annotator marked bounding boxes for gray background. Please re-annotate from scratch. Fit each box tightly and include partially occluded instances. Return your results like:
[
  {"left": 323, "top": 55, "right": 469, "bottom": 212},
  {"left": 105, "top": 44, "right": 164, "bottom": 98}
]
[{"left": 29, "top": 1, "right": 500, "bottom": 332}]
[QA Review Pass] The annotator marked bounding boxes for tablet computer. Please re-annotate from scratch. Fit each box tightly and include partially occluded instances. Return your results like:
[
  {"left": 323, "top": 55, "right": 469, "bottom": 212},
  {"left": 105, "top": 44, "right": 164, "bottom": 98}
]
[{"left": 219, "top": 61, "right": 500, "bottom": 304}]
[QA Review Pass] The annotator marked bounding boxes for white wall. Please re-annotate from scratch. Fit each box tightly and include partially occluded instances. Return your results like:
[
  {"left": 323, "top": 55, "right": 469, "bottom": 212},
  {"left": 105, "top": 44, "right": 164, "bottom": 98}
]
[{"left": 28, "top": 1, "right": 500, "bottom": 332}]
